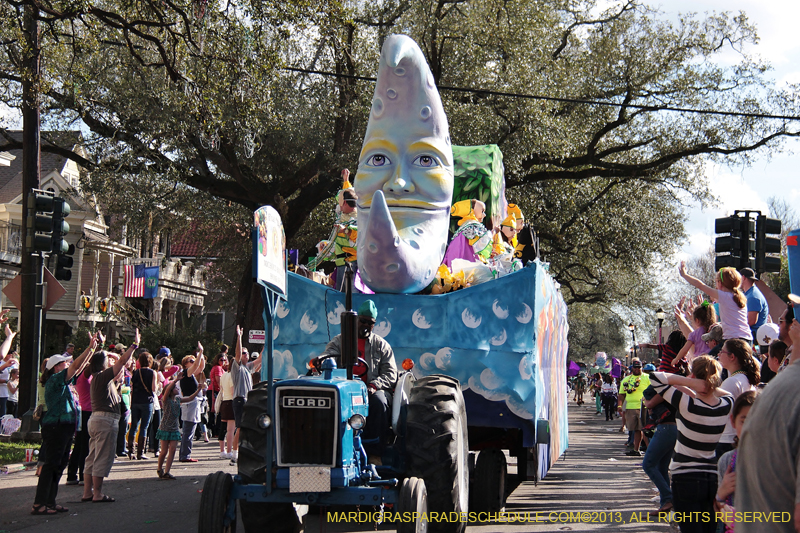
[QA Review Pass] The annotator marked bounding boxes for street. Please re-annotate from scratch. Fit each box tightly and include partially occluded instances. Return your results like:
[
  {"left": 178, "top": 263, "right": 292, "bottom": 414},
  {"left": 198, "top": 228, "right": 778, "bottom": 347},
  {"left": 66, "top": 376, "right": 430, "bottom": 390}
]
[{"left": 0, "top": 401, "right": 672, "bottom": 533}]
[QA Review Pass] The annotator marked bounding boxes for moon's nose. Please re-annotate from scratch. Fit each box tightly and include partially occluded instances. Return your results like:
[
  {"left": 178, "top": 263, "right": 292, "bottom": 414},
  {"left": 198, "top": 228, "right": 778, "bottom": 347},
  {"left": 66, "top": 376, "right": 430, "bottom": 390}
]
[{"left": 383, "top": 167, "right": 416, "bottom": 194}]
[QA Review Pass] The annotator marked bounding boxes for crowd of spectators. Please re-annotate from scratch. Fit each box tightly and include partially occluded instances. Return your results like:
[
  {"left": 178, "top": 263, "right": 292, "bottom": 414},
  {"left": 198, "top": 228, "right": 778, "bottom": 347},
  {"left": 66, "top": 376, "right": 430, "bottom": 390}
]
[
  {"left": 0, "top": 311, "right": 261, "bottom": 517},
  {"left": 617, "top": 265, "right": 800, "bottom": 533}
]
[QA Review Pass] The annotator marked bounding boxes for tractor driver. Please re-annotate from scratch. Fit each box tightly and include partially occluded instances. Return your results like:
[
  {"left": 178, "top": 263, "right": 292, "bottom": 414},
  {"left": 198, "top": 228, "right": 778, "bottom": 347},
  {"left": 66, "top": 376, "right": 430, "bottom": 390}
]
[{"left": 320, "top": 300, "right": 397, "bottom": 464}]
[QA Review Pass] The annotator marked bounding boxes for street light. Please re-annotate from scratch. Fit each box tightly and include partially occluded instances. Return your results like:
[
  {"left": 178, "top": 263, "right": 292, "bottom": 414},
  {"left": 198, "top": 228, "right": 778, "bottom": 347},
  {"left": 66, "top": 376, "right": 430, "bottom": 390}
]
[
  {"left": 656, "top": 308, "right": 665, "bottom": 345},
  {"left": 629, "top": 323, "right": 637, "bottom": 360}
]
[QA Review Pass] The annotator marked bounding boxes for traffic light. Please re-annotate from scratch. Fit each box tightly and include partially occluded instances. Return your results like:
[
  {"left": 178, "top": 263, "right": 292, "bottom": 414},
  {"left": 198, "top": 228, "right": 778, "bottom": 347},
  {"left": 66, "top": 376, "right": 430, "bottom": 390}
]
[
  {"left": 714, "top": 215, "right": 754, "bottom": 270},
  {"left": 54, "top": 244, "right": 75, "bottom": 281},
  {"left": 756, "top": 215, "right": 782, "bottom": 274},
  {"left": 27, "top": 190, "right": 56, "bottom": 252},
  {"left": 51, "top": 197, "right": 71, "bottom": 254}
]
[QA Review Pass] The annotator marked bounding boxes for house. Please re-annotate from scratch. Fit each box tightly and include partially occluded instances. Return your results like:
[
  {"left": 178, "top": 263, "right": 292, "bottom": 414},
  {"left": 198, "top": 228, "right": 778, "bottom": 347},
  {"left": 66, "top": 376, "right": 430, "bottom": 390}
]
[{"left": 0, "top": 131, "right": 210, "bottom": 349}]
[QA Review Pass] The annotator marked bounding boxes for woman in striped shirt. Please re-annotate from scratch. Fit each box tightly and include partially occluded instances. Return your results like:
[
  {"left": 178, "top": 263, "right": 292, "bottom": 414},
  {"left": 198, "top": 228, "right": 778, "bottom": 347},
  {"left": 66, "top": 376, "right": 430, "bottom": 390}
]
[{"left": 649, "top": 356, "right": 734, "bottom": 533}]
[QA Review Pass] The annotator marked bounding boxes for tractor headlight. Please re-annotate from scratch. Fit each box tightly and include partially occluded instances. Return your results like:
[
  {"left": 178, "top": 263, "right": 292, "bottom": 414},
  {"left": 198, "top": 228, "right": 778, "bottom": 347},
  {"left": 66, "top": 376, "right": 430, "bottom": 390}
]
[
  {"left": 348, "top": 414, "right": 366, "bottom": 430},
  {"left": 257, "top": 414, "right": 272, "bottom": 429}
]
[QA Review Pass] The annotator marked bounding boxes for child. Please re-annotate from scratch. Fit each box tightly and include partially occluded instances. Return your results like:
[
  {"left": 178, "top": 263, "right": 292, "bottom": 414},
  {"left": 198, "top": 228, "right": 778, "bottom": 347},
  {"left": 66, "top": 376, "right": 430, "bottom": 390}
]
[
  {"left": 715, "top": 391, "right": 758, "bottom": 533},
  {"left": 678, "top": 263, "right": 751, "bottom": 342},
  {"left": 674, "top": 302, "right": 717, "bottom": 365},
  {"left": 155, "top": 370, "right": 202, "bottom": 480}
]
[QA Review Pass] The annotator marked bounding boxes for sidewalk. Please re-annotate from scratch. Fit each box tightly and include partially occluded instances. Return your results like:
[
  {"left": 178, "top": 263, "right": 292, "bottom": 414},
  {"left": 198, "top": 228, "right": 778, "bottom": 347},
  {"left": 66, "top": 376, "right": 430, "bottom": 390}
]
[{"left": 0, "top": 438, "right": 236, "bottom": 532}]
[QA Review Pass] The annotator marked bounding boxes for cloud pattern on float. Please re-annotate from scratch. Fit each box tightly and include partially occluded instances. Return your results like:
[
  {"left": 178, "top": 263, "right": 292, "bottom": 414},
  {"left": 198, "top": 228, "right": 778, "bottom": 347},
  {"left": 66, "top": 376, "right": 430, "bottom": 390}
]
[{"left": 270, "top": 263, "right": 568, "bottom": 426}]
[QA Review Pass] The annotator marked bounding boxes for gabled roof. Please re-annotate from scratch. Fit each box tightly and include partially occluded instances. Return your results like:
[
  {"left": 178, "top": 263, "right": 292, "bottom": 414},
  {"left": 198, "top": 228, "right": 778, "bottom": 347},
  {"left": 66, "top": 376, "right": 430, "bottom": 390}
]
[{"left": 0, "top": 130, "right": 82, "bottom": 204}]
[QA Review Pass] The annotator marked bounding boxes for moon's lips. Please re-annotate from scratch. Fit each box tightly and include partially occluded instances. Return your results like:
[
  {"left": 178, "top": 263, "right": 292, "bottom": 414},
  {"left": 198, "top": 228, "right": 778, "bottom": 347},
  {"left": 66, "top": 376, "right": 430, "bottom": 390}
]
[{"left": 358, "top": 191, "right": 448, "bottom": 294}]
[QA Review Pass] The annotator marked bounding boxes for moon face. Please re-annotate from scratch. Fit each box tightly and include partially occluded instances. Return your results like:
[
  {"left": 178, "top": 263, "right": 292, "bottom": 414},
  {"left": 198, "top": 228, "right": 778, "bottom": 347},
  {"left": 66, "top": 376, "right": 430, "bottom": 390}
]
[
  {"left": 327, "top": 301, "right": 346, "bottom": 324},
  {"left": 480, "top": 368, "right": 504, "bottom": 390},
  {"left": 490, "top": 329, "right": 507, "bottom": 346},
  {"left": 461, "top": 308, "right": 482, "bottom": 329},
  {"left": 374, "top": 319, "right": 392, "bottom": 338},
  {"left": 519, "top": 356, "right": 533, "bottom": 380},
  {"left": 516, "top": 303, "right": 532, "bottom": 324},
  {"left": 354, "top": 35, "right": 454, "bottom": 294},
  {"left": 299, "top": 312, "right": 318, "bottom": 334},
  {"left": 276, "top": 300, "right": 290, "bottom": 319},
  {"left": 412, "top": 308, "right": 432, "bottom": 329},
  {"left": 492, "top": 300, "right": 509, "bottom": 319}
]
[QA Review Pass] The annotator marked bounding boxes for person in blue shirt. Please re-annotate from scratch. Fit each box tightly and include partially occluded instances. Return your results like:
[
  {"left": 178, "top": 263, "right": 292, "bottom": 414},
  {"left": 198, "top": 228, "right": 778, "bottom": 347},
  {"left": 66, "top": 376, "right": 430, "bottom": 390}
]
[{"left": 738, "top": 268, "right": 769, "bottom": 342}]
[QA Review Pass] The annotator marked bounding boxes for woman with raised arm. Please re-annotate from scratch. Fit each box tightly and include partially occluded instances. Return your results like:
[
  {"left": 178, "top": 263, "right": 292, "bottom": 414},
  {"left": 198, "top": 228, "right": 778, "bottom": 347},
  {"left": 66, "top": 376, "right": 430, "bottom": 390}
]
[
  {"left": 80, "top": 329, "right": 140, "bottom": 504},
  {"left": 31, "top": 331, "right": 101, "bottom": 515}
]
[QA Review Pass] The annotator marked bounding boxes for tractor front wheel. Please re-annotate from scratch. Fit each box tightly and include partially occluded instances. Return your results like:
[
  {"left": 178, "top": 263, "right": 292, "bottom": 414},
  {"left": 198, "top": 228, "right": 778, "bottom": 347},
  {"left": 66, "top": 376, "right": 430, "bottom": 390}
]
[{"left": 198, "top": 471, "right": 236, "bottom": 533}]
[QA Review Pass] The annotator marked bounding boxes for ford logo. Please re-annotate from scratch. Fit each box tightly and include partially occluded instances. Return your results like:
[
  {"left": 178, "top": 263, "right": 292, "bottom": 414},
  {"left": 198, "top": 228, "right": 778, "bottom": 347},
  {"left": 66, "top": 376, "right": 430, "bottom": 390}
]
[{"left": 282, "top": 396, "right": 332, "bottom": 409}]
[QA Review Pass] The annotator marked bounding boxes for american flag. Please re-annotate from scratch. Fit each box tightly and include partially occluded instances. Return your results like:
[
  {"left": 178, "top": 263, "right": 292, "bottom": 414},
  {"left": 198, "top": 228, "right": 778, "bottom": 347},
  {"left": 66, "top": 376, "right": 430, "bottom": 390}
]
[{"left": 124, "top": 264, "right": 145, "bottom": 298}]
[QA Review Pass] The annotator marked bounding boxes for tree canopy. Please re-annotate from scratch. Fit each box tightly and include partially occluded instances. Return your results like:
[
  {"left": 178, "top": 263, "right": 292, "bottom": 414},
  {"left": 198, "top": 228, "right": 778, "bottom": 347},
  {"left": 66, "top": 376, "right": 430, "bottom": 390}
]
[{"left": 2, "top": 0, "right": 799, "bottom": 333}]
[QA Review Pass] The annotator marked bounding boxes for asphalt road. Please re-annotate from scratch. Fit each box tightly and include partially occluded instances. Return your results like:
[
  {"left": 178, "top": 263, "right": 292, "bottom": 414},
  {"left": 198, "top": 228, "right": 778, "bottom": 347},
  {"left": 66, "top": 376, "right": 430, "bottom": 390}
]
[{"left": 0, "top": 402, "right": 673, "bottom": 533}]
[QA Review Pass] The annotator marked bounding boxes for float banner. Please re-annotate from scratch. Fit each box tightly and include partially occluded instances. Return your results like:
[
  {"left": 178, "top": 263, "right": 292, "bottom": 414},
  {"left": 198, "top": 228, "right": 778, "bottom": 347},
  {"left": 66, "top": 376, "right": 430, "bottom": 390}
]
[
  {"left": 253, "top": 206, "right": 287, "bottom": 296},
  {"left": 788, "top": 229, "right": 800, "bottom": 296}
]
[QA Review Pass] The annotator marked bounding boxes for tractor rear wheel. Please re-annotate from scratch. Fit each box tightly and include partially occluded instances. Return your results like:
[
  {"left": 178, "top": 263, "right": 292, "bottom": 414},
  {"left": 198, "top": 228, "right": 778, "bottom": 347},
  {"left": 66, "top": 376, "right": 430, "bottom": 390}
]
[
  {"left": 406, "top": 375, "right": 469, "bottom": 533},
  {"left": 198, "top": 471, "right": 236, "bottom": 533},
  {"left": 397, "top": 477, "right": 428, "bottom": 533},
  {"left": 470, "top": 448, "right": 506, "bottom": 513}
]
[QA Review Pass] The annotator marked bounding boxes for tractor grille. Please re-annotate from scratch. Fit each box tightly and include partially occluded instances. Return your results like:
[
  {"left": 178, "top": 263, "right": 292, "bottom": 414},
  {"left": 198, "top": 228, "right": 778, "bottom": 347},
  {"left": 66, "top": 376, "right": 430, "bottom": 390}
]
[{"left": 276, "top": 387, "right": 338, "bottom": 466}]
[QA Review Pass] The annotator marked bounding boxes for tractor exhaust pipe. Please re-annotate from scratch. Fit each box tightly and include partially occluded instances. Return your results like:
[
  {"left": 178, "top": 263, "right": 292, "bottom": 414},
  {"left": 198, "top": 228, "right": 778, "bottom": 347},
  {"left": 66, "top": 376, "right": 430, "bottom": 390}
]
[{"left": 341, "top": 264, "right": 357, "bottom": 380}]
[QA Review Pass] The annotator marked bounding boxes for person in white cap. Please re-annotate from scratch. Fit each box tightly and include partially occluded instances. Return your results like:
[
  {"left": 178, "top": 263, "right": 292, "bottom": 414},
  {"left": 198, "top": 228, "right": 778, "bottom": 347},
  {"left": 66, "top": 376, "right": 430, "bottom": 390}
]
[{"left": 31, "top": 331, "right": 103, "bottom": 515}]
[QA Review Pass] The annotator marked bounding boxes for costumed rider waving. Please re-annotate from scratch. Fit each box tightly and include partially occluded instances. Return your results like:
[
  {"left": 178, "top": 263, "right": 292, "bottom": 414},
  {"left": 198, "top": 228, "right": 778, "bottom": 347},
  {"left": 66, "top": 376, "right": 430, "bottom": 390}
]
[
  {"left": 316, "top": 169, "right": 359, "bottom": 292},
  {"left": 451, "top": 199, "right": 493, "bottom": 262},
  {"left": 320, "top": 300, "right": 397, "bottom": 464}
]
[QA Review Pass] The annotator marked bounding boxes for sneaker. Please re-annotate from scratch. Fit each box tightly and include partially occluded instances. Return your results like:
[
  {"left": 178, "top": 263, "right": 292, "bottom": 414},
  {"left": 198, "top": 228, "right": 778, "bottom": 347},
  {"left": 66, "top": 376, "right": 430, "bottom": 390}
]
[
  {"left": 219, "top": 452, "right": 230, "bottom": 459},
  {"left": 625, "top": 450, "right": 642, "bottom": 457},
  {"left": 179, "top": 458, "right": 199, "bottom": 463},
  {"left": 230, "top": 451, "right": 238, "bottom": 464}
]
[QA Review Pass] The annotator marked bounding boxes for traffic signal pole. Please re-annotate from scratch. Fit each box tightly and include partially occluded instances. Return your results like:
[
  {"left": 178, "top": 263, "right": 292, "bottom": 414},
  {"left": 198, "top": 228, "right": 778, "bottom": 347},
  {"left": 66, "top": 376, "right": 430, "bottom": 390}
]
[{"left": 16, "top": 4, "right": 42, "bottom": 439}]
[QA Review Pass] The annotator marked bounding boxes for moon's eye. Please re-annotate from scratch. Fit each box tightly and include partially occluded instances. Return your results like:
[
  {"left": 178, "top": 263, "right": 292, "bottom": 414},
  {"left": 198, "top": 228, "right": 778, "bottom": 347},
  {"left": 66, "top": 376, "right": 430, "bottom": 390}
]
[
  {"left": 413, "top": 155, "right": 439, "bottom": 168},
  {"left": 367, "top": 154, "right": 390, "bottom": 167}
]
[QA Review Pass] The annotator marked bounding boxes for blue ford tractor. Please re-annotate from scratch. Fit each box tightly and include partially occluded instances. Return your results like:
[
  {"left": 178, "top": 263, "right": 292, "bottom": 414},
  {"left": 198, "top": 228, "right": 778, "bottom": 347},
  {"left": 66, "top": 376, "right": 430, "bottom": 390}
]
[{"left": 199, "top": 270, "right": 470, "bottom": 533}]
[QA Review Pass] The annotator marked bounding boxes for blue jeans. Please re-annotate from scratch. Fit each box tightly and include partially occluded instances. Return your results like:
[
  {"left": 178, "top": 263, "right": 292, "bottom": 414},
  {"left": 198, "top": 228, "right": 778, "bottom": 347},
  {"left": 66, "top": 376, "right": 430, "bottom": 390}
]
[
  {"left": 672, "top": 472, "right": 718, "bottom": 533},
  {"left": 128, "top": 403, "right": 154, "bottom": 452},
  {"left": 642, "top": 423, "right": 677, "bottom": 507},
  {"left": 180, "top": 421, "right": 197, "bottom": 460}
]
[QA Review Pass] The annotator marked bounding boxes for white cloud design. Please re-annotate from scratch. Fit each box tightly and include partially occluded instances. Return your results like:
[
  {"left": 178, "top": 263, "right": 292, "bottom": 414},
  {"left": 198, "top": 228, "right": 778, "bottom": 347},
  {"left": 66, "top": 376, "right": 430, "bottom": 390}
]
[
  {"left": 327, "top": 301, "right": 346, "bottom": 324},
  {"left": 434, "top": 348, "right": 452, "bottom": 370},
  {"left": 461, "top": 308, "right": 482, "bottom": 329},
  {"left": 516, "top": 303, "right": 532, "bottom": 324},
  {"left": 299, "top": 312, "right": 318, "bottom": 334},
  {"left": 492, "top": 300, "right": 509, "bottom": 319},
  {"left": 374, "top": 319, "right": 392, "bottom": 338},
  {"left": 412, "top": 309, "right": 432, "bottom": 329},
  {"left": 490, "top": 329, "right": 507, "bottom": 346},
  {"left": 480, "top": 368, "right": 504, "bottom": 390},
  {"left": 276, "top": 300, "right": 290, "bottom": 319},
  {"left": 466, "top": 374, "right": 534, "bottom": 419}
]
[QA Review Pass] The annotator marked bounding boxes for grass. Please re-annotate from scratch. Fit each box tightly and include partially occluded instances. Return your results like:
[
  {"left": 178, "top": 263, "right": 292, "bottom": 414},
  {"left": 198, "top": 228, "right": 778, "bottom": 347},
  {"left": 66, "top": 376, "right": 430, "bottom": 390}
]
[{"left": 0, "top": 441, "right": 41, "bottom": 465}]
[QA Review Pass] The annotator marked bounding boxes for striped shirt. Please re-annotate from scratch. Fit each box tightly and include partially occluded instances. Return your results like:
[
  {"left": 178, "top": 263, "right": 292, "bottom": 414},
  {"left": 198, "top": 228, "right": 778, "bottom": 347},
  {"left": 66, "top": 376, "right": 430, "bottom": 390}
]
[{"left": 649, "top": 371, "right": 733, "bottom": 475}]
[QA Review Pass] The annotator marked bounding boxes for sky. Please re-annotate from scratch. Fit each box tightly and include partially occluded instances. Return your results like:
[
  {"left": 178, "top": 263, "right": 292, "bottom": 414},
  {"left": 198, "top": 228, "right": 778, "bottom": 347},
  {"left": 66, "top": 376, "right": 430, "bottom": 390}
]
[{"left": 643, "top": 0, "right": 800, "bottom": 260}]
